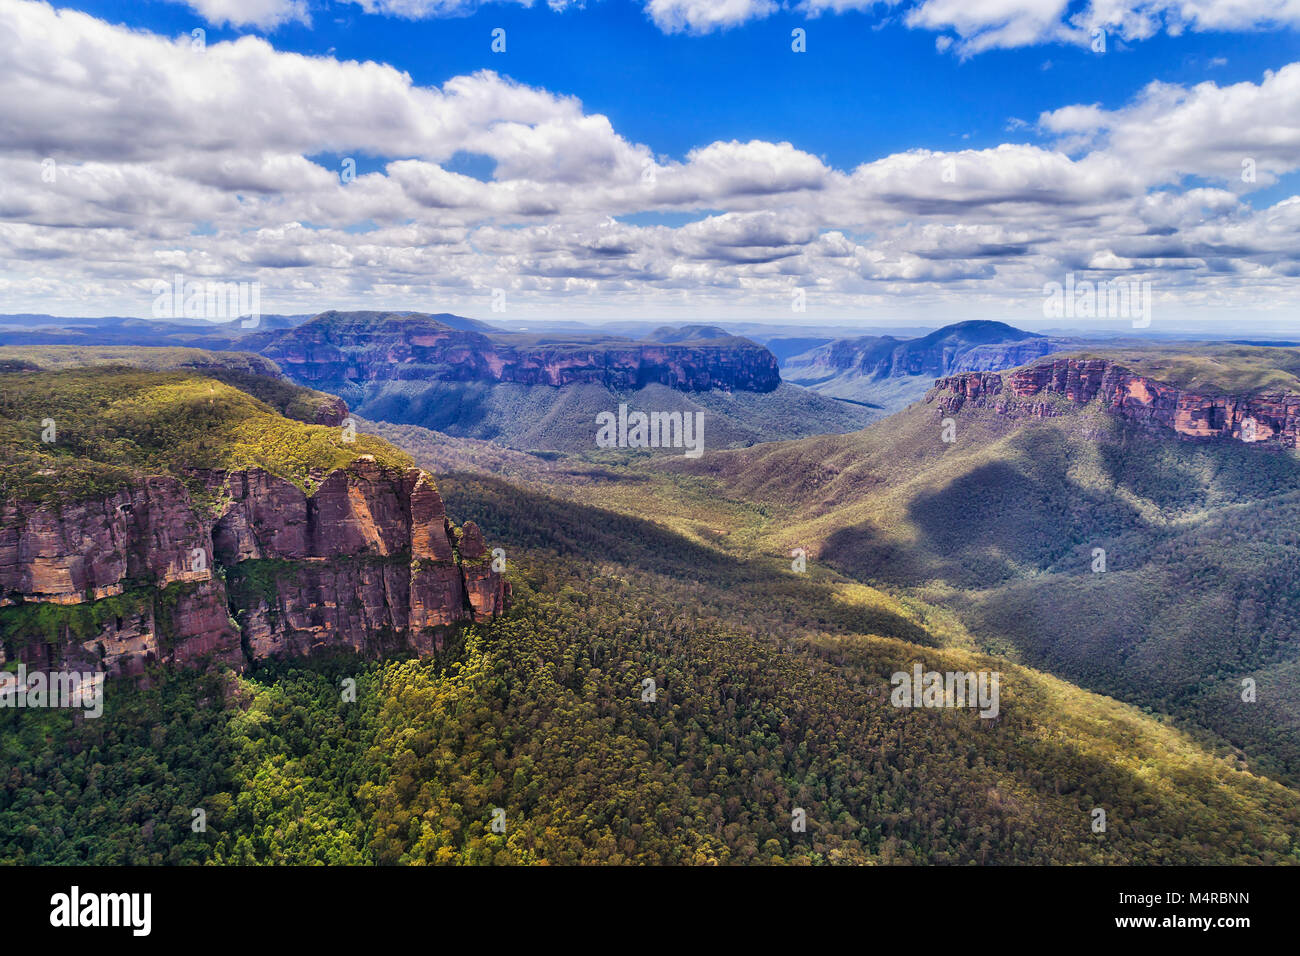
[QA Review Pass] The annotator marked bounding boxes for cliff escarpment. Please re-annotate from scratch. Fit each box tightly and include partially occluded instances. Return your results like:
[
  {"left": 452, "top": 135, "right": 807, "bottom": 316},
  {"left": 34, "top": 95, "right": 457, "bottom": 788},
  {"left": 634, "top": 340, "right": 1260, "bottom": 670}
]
[
  {"left": 0, "top": 366, "right": 508, "bottom": 678},
  {"left": 930, "top": 356, "right": 1300, "bottom": 447},
  {"left": 792, "top": 321, "right": 1061, "bottom": 381},
  {"left": 260, "top": 311, "right": 781, "bottom": 393},
  {"left": 0, "top": 456, "right": 508, "bottom": 677}
]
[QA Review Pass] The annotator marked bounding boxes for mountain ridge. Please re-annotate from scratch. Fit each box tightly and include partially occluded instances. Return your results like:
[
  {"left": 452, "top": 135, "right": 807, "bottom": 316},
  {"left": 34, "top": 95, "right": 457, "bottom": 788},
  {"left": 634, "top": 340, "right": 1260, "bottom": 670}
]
[
  {"left": 782, "top": 319, "right": 1076, "bottom": 410},
  {"left": 262, "top": 310, "right": 783, "bottom": 392},
  {"left": 0, "top": 367, "right": 508, "bottom": 677}
]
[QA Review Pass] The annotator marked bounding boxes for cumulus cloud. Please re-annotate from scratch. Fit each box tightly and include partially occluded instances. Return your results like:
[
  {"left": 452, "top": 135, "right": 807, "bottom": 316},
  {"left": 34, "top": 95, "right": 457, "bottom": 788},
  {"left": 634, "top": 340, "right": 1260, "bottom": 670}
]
[
  {"left": 905, "top": 0, "right": 1073, "bottom": 55},
  {"left": 645, "top": 0, "right": 779, "bottom": 34},
  {"left": 181, "top": 0, "right": 310, "bottom": 29},
  {"left": 381, "top": 0, "right": 1300, "bottom": 53},
  {"left": 1040, "top": 64, "right": 1300, "bottom": 190},
  {"left": 175, "top": 0, "right": 1300, "bottom": 55},
  {"left": 1, "top": 0, "right": 1299, "bottom": 324},
  {"left": 347, "top": 0, "right": 580, "bottom": 17}
]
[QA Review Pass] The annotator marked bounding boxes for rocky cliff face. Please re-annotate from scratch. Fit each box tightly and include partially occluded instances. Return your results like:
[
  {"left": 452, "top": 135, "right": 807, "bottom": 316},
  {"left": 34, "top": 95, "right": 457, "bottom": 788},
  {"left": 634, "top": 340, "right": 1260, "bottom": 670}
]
[
  {"left": 0, "top": 456, "right": 508, "bottom": 677},
  {"left": 261, "top": 311, "right": 781, "bottom": 393},
  {"left": 930, "top": 357, "right": 1300, "bottom": 448}
]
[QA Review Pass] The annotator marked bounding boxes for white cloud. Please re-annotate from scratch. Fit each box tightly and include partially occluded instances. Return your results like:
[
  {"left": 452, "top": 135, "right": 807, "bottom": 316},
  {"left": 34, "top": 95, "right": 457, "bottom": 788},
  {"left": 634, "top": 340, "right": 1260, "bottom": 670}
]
[
  {"left": 348, "top": 0, "right": 579, "bottom": 16},
  {"left": 1040, "top": 64, "right": 1300, "bottom": 189},
  {"left": 906, "top": 0, "right": 1073, "bottom": 54},
  {"left": 567, "top": 0, "right": 1300, "bottom": 52},
  {"left": 181, "top": 0, "right": 310, "bottom": 29},
  {"left": 177, "top": 0, "right": 1300, "bottom": 54},
  {"left": 1, "top": 0, "right": 1299, "bottom": 325},
  {"left": 645, "top": 0, "right": 778, "bottom": 33},
  {"left": 905, "top": 0, "right": 1300, "bottom": 54}
]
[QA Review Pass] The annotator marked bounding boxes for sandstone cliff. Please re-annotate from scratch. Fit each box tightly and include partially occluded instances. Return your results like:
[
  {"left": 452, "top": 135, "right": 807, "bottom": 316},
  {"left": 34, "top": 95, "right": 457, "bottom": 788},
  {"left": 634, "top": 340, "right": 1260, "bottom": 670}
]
[
  {"left": 0, "top": 456, "right": 508, "bottom": 677},
  {"left": 260, "top": 311, "right": 781, "bottom": 393},
  {"left": 930, "top": 356, "right": 1300, "bottom": 448}
]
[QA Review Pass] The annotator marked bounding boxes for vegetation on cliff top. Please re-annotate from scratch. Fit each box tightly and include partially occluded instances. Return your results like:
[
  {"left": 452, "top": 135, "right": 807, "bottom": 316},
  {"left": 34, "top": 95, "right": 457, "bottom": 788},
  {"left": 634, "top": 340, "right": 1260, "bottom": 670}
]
[
  {"left": 0, "top": 365, "right": 410, "bottom": 503},
  {"left": 1031, "top": 344, "right": 1300, "bottom": 396},
  {"left": 0, "top": 345, "right": 343, "bottom": 425},
  {"left": 0, "top": 345, "right": 283, "bottom": 376}
]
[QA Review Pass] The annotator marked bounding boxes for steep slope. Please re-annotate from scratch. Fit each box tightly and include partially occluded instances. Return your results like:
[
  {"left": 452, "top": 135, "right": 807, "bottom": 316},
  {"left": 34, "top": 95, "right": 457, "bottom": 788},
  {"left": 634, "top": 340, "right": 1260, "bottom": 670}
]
[
  {"left": 0, "top": 366, "right": 507, "bottom": 676},
  {"left": 350, "top": 378, "right": 876, "bottom": 450},
  {"left": 6, "top": 345, "right": 1298, "bottom": 867},
  {"left": 658, "top": 344, "right": 1300, "bottom": 787}
]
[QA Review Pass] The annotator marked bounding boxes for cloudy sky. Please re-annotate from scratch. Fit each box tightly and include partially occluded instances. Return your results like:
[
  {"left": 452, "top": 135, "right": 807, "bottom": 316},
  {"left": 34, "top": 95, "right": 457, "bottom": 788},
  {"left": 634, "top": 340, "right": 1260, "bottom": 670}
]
[{"left": 2, "top": 0, "right": 1299, "bottom": 331}]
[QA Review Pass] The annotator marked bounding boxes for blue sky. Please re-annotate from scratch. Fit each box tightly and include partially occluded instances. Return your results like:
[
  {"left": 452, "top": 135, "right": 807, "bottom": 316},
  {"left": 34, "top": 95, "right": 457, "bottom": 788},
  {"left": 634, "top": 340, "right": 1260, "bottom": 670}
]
[
  {"left": 3, "top": 0, "right": 1300, "bottom": 330},
  {"left": 70, "top": 1, "right": 1300, "bottom": 173}
]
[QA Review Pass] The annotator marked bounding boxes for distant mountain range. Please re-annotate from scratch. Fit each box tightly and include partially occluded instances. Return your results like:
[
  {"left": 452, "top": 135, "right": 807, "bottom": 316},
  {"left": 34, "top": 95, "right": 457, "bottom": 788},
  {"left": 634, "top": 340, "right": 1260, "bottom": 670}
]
[
  {"left": 263, "top": 310, "right": 782, "bottom": 392},
  {"left": 0, "top": 310, "right": 888, "bottom": 449},
  {"left": 0, "top": 312, "right": 308, "bottom": 349},
  {"left": 259, "top": 311, "right": 882, "bottom": 449},
  {"left": 0, "top": 311, "right": 1232, "bottom": 451},
  {"left": 781, "top": 320, "right": 1083, "bottom": 412}
]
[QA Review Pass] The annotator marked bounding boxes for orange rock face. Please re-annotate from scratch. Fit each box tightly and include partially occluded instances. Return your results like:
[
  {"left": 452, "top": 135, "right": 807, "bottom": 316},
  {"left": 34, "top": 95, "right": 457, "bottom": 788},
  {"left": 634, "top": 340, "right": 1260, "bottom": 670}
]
[
  {"left": 0, "top": 457, "right": 508, "bottom": 678},
  {"left": 0, "top": 475, "right": 212, "bottom": 605},
  {"left": 931, "top": 358, "right": 1300, "bottom": 449}
]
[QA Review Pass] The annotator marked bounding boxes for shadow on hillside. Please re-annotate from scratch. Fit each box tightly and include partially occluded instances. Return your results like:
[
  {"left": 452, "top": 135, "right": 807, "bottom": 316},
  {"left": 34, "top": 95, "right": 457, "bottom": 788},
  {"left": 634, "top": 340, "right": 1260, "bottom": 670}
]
[
  {"left": 1097, "top": 420, "right": 1300, "bottom": 514},
  {"left": 438, "top": 472, "right": 938, "bottom": 647},
  {"left": 358, "top": 381, "right": 495, "bottom": 438},
  {"left": 826, "top": 428, "right": 1151, "bottom": 590},
  {"left": 818, "top": 520, "right": 933, "bottom": 587},
  {"left": 852, "top": 418, "right": 1300, "bottom": 788}
]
